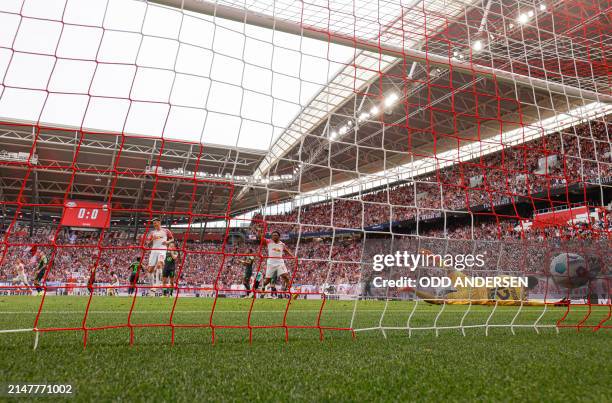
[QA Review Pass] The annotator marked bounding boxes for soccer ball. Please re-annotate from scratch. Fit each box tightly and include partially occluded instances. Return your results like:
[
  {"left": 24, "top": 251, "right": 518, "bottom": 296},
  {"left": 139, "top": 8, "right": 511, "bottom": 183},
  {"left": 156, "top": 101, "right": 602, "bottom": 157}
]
[{"left": 549, "top": 253, "right": 590, "bottom": 289}]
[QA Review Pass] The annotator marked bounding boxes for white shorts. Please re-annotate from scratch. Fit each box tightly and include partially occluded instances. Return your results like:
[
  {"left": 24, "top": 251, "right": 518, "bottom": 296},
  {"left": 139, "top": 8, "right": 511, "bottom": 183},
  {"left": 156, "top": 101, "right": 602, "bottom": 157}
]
[
  {"left": 148, "top": 250, "right": 167, "bottom": 267},
  {"left": 265, "top": 263, "right": 288, "bottom": 279},
  {"left": 14, "top": 274, "right": 28, "bottom": 284}
]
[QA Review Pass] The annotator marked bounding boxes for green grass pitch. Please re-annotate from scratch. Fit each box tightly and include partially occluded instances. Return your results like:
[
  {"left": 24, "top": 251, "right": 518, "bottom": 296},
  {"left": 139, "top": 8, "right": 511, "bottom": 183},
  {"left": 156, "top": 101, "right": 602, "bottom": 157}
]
[{"left": 0, "top": 296, "right": 610, "bottom": 401}]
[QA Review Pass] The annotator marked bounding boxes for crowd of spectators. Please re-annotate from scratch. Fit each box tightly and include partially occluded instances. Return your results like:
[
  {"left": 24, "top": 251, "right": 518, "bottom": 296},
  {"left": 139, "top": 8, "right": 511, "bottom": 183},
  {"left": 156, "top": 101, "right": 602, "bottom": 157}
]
[
  {"left": 251, "top": 120, "right": 611, "bottom": 233},
  {"left": 1, "top": 211, "right": 609, "bottom": 292},
  {"left": 0, "top": 120, "right": 609, "bottom": 293}
]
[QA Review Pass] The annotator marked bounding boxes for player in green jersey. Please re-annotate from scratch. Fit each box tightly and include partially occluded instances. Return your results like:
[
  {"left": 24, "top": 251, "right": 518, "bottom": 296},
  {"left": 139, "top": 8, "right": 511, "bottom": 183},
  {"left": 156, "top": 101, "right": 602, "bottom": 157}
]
[
  {"left": 128, "top": 257, "right": 141, "bottom": 295},
  {"left": 162, "top": 241, "right": 179, "bottom": 297},
  {"left": 240, "top": 249, "right": 261, "bottom": 297},
  {"left": 32, "top": 248, "right": 48, "bottom": 296}
]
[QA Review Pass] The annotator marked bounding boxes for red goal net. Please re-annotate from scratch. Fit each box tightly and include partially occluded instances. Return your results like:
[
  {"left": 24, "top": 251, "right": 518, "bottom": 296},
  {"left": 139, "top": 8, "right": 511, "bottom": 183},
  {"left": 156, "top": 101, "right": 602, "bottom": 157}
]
[
  {"left": 0, "top": 0, "right": 609, "bottom": 347},
  {"left": 0, "top": 124, "right": 357, "bottom": 346}
]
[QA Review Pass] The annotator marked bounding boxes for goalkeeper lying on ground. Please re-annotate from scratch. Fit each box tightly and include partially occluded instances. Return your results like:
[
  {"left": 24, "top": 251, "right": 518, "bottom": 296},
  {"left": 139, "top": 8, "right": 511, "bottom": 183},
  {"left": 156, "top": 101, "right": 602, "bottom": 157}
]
[
  {"left": 402, "top": 270, "right": 543, "bottom": 306},
  {"left": 400, "top": 250, "right": 543, "bottom": 306}
]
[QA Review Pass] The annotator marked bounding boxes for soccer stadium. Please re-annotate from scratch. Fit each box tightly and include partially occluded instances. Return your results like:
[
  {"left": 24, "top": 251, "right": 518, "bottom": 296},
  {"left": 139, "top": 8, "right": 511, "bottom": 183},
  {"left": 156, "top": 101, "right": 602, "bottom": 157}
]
[{"left": 0, "top": 0, "right": 610, "bottom": 401}]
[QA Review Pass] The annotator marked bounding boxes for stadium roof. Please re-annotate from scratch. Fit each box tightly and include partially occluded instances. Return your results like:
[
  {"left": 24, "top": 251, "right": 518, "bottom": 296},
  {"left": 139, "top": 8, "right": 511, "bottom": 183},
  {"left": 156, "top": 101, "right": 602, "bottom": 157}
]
[
  {"left": 0, "top": 0, "right": 610, "bottom": 221},
  {"left": 0, "top": 0, "right": 355, "bottom": 151}
]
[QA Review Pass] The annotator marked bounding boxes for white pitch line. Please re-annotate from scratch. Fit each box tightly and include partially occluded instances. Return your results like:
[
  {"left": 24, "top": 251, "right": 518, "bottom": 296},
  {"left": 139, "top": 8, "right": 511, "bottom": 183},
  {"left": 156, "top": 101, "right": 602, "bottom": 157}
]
[
  {"left": 0, "top": 309, "right": 381, "bottom": 314},
  {"left": 1, "top": 307, "right": 601, "bottom": 315},
  {"left": 0, "top": 328, "right": 34, "bottom": 333}
]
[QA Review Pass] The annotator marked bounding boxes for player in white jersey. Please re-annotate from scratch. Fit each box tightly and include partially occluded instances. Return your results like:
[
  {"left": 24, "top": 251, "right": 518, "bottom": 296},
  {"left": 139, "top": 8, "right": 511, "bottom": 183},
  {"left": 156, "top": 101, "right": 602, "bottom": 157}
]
[
  {"left": 108, "top": 271, "right": 120, "bottom": 296},
  {"left": 146, "top": 218, "right": 173, "bottom": 295},
  {"left": 12, "top": 258, "right": 30, "bottom": 290},
  {"left": 261, "top": 231, "right": 294, "bottom": 297}
]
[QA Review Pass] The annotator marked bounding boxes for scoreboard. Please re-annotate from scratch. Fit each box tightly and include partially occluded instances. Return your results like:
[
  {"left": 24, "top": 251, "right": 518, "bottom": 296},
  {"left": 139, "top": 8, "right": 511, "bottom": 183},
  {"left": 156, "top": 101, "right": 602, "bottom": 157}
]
[{"left": 61, "top": 200, "right": 110, "bottom": 228}]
